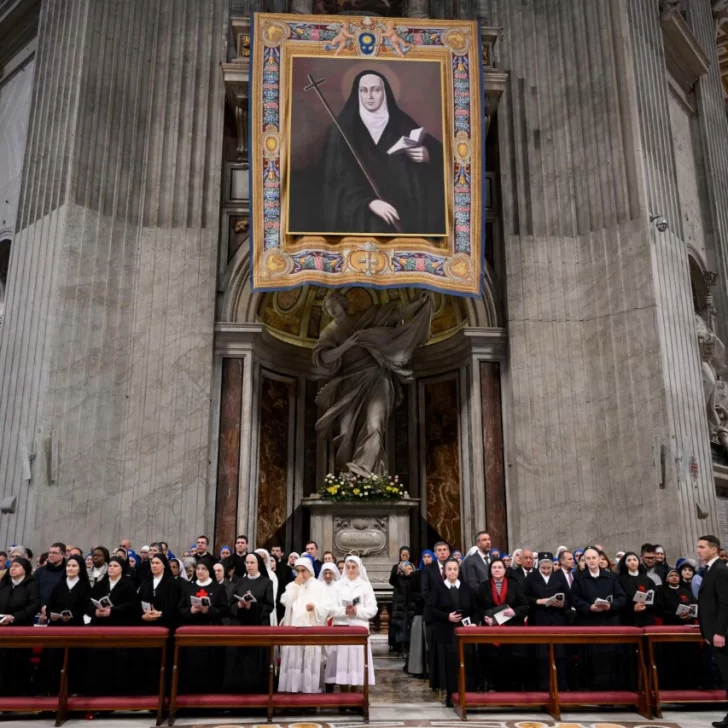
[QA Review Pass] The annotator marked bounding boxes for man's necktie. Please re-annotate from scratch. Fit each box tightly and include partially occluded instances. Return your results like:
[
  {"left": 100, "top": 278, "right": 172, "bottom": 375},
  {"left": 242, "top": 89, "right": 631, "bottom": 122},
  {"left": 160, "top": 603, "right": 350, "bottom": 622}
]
[{"left": 441, "top": 565, "right": 446, "bottom": 580}]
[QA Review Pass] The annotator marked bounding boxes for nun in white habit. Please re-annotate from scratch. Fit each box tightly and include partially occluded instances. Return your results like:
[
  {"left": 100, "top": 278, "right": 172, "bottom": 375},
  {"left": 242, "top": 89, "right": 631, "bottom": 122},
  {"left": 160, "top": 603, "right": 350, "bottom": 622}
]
[
  {"left": 256, "top": 548, "right": 279, "bottom": 626},
  {"left": 328, "top": 555, "right": 377, "bottom": 688},
  {"left": 278, "top": 557, "right": 329, "bottom": 693}
]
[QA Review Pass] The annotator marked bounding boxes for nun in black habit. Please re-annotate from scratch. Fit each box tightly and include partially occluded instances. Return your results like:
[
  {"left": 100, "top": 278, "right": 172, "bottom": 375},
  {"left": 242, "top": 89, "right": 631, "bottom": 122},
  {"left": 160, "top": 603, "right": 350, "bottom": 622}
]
[
  {"left": 84, "top": 556, "right": 141, "bottom": 695},
  {"left": 524, "top": 552, "right": 571, "bottom": 690},
  {"left": 426, "top": 558, "right": 478, "bottom": 706},
  {"left": 43, "top": 555, "right": 91, "bottom": 693},
  {"left": 654, "top": 566, "right": 701, "bottom": 689},
  {"left": 0, "top": 557, "right": 41, "bottom": 694},
  {"left": 301, "top": 70, "right": 446, "bottom": 236},
  {"left": 223, "top": 552, "right": 274, "bottom": 693},
  {"left": 177, "top": 558, "right": 228, "bottom": 694}
]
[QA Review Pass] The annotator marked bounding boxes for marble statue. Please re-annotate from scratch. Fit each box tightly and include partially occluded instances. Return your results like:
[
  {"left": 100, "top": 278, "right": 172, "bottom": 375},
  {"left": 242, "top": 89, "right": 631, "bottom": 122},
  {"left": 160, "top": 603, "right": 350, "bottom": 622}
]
[
  {"left": 313, "top": 290, "right": 433, "bottom": 478},
  {"left": 696, "top": 311, "right": 728, "bottom": 452}
]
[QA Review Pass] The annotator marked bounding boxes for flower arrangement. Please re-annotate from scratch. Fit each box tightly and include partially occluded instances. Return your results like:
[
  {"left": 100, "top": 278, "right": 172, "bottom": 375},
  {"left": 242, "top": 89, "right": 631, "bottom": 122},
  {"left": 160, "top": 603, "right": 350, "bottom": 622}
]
[{"left": 318, "top": 473, "right": 406, "bottom": 502}]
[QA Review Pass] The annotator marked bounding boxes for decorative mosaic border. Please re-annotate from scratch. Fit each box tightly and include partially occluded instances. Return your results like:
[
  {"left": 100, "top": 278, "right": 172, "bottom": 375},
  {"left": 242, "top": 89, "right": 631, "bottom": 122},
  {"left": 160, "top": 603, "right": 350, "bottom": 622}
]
[{"left": 250, "top": 13, "right": 485, "bottom": 297}]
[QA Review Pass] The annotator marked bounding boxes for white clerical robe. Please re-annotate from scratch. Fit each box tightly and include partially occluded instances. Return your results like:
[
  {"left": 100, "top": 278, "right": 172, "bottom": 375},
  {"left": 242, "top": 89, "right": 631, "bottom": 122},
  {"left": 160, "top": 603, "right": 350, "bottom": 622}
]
[
  {"left": 325, "top": 577, "right": 377, "bottom": 686},
  {"left": 278, "top": 578, "right": 328, "bottom": 693}
]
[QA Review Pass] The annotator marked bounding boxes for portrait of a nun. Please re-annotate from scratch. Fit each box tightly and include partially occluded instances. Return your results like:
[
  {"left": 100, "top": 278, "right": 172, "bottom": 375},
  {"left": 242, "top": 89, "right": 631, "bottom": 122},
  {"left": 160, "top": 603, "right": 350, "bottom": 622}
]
[
  {"left": 298, "top": 69, "right": 445, "bottom": 236},
  {"left": 278, "top": 557, "right": 329, "bottom": 693}
]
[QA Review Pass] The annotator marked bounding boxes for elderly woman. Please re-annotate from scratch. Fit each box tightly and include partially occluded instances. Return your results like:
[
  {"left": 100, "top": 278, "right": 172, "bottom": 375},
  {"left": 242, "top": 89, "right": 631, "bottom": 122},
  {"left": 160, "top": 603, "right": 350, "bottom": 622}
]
[
  {"left": 327, "top": 555, "right": 378, "bottom": 690},
  {"left": 278, "top": 557, "right": 329, "bottom": 693}
]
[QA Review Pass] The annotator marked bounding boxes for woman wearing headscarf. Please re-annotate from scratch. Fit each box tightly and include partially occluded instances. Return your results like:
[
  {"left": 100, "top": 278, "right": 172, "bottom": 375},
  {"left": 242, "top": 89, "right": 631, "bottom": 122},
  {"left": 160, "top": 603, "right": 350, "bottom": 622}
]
[
  {"left": 570, "top": 545, "right": 627, "bottom": 690},
  {"left": 427, "top": 558, "right": 477, "bottom": 705},
  {"left": 219, "top": 545, "right": 232, "bottom": 561},
  {"left": 327, "top": 555, "right": 378, "bottom": 690},
  {"left": 169, "top": 558, "right": 187, "bottom": 582},
  {"left": 182, "top": 556, "right": 196, "bottom": 581},
  {"left": 317, "top": 563, "right": 342, "bottom": 693},
  {"left": 177, "top": 559, "right": 228, "bottom": 694},
  {"left": 256, "top": 548, "right": 279, "bottom": 626},
  {"left": 654, "top": 566, "right": 700, "bottom": 689},
  {"left": 223, "top": 553, "right": 273, "bottom": 694},
  {"left": 617, "top": 551, "right": 656, "bottom": 627},
  {"left": 278, "top": 557, "right": 329, "bottom": 693},
  {"left": 87, "top": 545, "right": 110, "bottom": 585},
  {"left": 478, "top": 558, "right": 528, "bottom": 691},
  {"left": 408, "top": 549, "right": 433, "bottom": 678},
  {"left": 388, "top": 546, "right": 411, "bottom": 652}
]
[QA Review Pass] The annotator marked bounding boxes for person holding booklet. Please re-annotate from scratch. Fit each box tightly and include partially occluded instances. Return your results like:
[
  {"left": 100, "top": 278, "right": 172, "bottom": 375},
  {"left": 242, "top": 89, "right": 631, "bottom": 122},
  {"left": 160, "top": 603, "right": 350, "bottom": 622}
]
[
  {"left": 177, "top": 558, "right": 228, "bottom": 695},
  {"left": 570, "top": 546, "right": 627, "bottom": 690},
  {"left": 617, "top": 551, "right": 656, "bottom": 627},
  {"left": 524, "top": 552, "right": 570, "bottom": 690},
  {"left": 427, "top": 558, "right": 477, "bottom": 706},
  {"left": 222, "top": 552, "right": 274, "bottom": 694},
  {"left": 327, "top": 555, "right": 378, "bottom": 691},
  {"left": 477, "top": 558, "right": 528, "bottom": 691}
]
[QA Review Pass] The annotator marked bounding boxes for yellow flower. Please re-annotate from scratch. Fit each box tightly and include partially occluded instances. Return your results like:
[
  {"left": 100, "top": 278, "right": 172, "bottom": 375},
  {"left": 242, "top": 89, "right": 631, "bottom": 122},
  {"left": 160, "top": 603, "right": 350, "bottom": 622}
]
[{"left": 353, "top": 488, "right": 361, "bottom": 495}]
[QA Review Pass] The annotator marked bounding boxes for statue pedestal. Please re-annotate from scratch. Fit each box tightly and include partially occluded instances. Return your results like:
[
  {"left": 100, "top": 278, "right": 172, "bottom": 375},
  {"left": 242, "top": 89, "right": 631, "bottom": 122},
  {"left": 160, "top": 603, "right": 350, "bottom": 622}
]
[{"left": 302, "top": 496, "right": 420, "bottom": 590}]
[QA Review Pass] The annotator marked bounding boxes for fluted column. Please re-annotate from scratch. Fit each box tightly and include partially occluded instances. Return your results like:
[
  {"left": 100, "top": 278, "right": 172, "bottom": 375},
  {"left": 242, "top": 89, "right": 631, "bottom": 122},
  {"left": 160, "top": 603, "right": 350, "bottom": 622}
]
[{"left": 0, "top": 0, "right": 227, "bottom": 551}]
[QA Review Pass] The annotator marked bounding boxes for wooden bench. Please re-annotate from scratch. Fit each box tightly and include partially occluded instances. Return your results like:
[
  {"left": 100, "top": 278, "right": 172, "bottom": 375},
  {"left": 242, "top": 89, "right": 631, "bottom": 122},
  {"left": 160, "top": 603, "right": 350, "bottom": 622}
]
[
  {"left": 0, "top": 626, "right": 169, "bottom": 726},
  {"left": 453, "top": 625, "right": 650, "bottom": 720},
  {"left": 644, "top": 625, "right": 726, "bottom": 716},
  {"left": 169, "top": 625, "right": 370, "bottom": 725}
]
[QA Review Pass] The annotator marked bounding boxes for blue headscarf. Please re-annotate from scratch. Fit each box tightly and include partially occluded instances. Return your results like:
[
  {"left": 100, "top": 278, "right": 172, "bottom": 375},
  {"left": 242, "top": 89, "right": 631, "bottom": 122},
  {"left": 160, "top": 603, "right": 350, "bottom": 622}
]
[
  {"left": 418, "top": 549, "right": 435, "bottom": 570},
  {"left": 219, "top": 545, "right": 232, "bottom": 559},
  {"left": 302, "top": 552, "right": 319, "bottom": 577}
]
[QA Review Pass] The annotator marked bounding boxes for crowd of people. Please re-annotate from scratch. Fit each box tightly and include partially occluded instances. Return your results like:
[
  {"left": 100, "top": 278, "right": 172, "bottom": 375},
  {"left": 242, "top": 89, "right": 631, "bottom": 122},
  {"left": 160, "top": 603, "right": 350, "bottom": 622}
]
[{"left": 0, "top": 531, "right": 727, "bottom": 715}]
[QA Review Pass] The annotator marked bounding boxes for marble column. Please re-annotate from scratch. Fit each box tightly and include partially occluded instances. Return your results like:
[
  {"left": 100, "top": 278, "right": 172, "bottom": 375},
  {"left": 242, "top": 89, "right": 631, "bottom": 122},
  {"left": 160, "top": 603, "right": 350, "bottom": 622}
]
[
  {"left": 483, "top": 0, "right": 718, "bottom": 555},
  {"left": 407, "top": 0, "right": 431, "bottom": 18},
  {"left": 0, "top": 0, "right": 227, "bottom": 552}
]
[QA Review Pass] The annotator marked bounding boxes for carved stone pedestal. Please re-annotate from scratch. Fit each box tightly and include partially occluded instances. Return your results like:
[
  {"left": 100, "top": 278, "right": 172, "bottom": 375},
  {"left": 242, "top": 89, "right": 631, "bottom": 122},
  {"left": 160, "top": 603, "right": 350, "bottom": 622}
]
[{"left": 303, "top": 497, "right": 420, "bottom": 590}]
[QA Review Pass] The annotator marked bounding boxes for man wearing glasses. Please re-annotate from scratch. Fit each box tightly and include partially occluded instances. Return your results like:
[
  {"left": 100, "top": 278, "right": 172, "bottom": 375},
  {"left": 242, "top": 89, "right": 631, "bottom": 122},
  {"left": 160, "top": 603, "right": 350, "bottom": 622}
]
[{"left": 36, "top": 542, "right": 67, "bottom": 611}]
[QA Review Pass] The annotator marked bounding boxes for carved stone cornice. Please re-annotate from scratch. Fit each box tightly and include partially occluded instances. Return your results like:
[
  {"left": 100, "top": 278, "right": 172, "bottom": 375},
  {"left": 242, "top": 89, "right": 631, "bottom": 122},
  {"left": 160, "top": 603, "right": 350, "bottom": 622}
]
[{"left": 660, "top": 6, "right": 710, "bottom": 94}]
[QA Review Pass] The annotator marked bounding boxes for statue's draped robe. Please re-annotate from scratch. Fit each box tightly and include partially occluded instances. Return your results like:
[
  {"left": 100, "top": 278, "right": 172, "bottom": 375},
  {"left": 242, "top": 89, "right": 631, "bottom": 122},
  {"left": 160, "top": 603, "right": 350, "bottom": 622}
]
[{"left": 313, "top": 300, "right": 431, "bottom": 476}]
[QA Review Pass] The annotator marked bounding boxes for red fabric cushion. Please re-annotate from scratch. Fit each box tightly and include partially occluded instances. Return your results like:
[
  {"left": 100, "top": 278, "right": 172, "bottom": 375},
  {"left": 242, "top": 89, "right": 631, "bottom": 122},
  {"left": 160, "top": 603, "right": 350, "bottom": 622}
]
[
  {"left": 0, "top": 696, "right": 59, "bottom": 709},
  {"left": 658, "top": 689, "right": 726, "bottom": 702},
  {"left": 557, "top": 691, "right": 640, "bottom": 703},
  {"left": 455, "top": 626, "right": 643, "bottom": 636},
  {"left": 453, "top": 691, "right": 550, "bottom": 705},
  {"left": 4, "top": 626, "right": 168, "bottom": 638},
  {"left": 272, "top": 693, "right": 365, "bottom": 707},
  {"left": 67, "top": 696, "right": 159, "bottom": 710},
  {"left": 644, "top": 625, "right": 702, "bottom": 634},
  {"left": 175, "top": 626, "right": 368, "bottom": 637},
  {"left": 174, "top": 694, "right": 269, "bottom": 707}
]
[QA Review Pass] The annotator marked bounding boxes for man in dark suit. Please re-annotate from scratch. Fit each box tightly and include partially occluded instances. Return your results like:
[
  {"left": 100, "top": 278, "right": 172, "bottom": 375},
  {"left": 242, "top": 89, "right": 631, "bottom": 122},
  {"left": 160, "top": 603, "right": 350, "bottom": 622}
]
[
  {"left": 559, "top": 550, "right": 576, "bottom": 590},
  {"left": 698, "top": 534, "right": 728, "bottom": 728},
  {"left": 463, "top": 531, "right": 492, "bottom": 593},
  {"left": 421, "top": 541, "right": 451, "bottom": 612},
  {"left": 304, "top": 541, "right": 323, "bottom": 577},
  {"left": 510, "top": 548, "right": 535, "bottom": 588}
]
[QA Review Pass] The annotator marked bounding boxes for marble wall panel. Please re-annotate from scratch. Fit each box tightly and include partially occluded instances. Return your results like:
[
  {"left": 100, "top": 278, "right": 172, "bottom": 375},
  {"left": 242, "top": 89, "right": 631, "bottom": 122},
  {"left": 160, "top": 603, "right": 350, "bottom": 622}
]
[
  {"left": 256, "top": 374, "right": 294, "bottom": 547},
  {"left": 215, "top": 359, "right": 243, "bottom": 552},
  {"left": 422, "top": 376, "right": 461, "bottom": 549},
  {"left": 303, "top": 379, "right": 318, "bottom": 497},
  {"left": 481, "top": 362, "right": 507, "bottom": 551}
]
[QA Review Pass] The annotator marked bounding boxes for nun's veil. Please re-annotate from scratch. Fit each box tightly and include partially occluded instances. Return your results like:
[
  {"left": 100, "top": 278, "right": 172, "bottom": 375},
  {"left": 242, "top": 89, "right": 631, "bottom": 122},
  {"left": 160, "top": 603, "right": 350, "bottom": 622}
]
[{"left": 344, "top": 554, "right": 369, "bottom": 583}]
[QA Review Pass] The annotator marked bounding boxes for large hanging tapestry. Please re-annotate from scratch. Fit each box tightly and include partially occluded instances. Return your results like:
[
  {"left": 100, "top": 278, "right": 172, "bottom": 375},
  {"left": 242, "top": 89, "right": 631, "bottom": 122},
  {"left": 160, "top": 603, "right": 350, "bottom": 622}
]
[{"left": 249, "top": 13, "right": 485, "bottom": 297}]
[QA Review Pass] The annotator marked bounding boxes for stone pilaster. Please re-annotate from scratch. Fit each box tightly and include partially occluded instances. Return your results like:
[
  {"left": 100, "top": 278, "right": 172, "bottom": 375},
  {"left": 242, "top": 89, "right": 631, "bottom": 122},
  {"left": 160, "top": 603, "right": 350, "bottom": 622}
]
[
  {"left": 484, "top": 0, "right": 717, "bottom": 555},
  {"left": 0, "top": 0, "right": 227, "bottom": 552}
]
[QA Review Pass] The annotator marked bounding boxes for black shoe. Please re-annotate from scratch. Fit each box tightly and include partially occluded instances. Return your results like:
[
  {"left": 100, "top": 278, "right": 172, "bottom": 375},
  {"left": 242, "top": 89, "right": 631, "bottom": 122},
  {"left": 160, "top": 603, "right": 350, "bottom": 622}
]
[{"left": 712, "top": 717, "right": 728, "bottom": 728}]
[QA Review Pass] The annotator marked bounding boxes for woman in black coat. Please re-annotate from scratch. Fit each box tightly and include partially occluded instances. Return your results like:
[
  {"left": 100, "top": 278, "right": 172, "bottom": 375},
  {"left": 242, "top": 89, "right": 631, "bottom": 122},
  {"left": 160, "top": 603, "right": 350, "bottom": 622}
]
[
  {"left": 570, "top": 546, "right": 628, "bottom": 690},
  {"left": 617, "top": 552, "right": 656, "bottom": 627},
  {"left": 478, "top": 558, "right": 529, "bottom": 691},
  {"left": 427, "top": 558, "right": 478, "bottom": 705},
  {"left": 177, "top": 559, "right": 228, "bottom": 694},
  {"left": 84, "top": 556, "right": 141, "bottom": 695},
  {"left": 391, "top": 561, "right": 418, "bottom": 663},
  {"left": 0, "top": 557, "right": 41, "bottom": 694},
  {"left": 223, "top": 553, "right": 274, "bottom": 693},
  {"left": 388, "top": 546, "right": 411, "bottom": 651}
]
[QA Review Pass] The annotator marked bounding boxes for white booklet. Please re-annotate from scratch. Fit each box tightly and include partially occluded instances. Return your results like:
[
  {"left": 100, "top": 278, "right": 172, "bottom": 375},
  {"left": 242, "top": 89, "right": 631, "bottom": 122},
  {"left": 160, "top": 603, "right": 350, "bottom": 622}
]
[
  {"left": 494, "top": 609, "right": 513, "bottom": 625},
  {"left": 91, "top": 596, "right": 113, "bottom": 609},
  {"left": 191, "top": 596, "right": 211, "bottom": 608},
  {"left": 235, "top": 591, "right": 257, "bottom": 603},
  {"left": 594, "top": 596, "right": 613, "bottom": 607},
  {"left": 387, "top": 127, "right": 426, "bottom": 155},
  {"left": 0, "top": 614, "right": 9, "bottom": 625},
  {"left": 676, "top": 603, "right": 698, "bottom": 618},
  {"left": 141, "top": 601, "right": 152, "bottom": 613},
  {"left": 545, "top": 593, "right": 565, "bottom": 607},
  {"left": 50, "top": 610, "right": 73, "bottom": 619},
  {"left": 633, "top": 590, "right": 655, "bottom": 605}
]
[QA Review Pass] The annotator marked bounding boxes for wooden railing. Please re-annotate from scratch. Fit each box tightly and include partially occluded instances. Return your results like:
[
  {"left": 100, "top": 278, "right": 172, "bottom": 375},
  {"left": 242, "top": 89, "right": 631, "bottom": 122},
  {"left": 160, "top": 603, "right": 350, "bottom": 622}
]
[
  {"left": 169, "top": 625, "right": 370, "bottom": 725},
  {"left": 0, "top": 626, "right": 169, "bottom": 726},
  {"left": 454, "top": 626, "right": 651, "bottom": 720}
]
